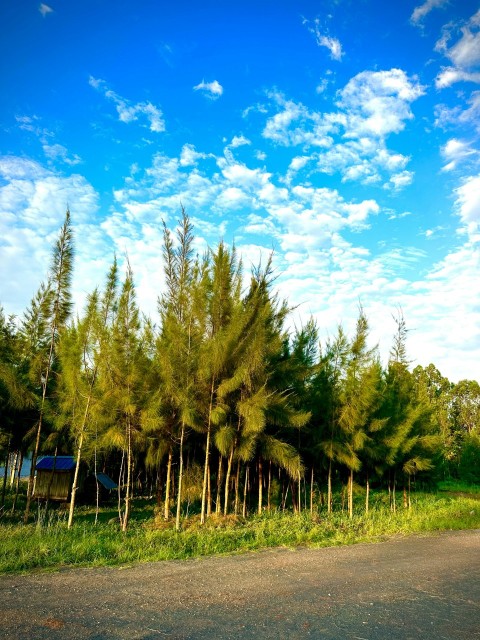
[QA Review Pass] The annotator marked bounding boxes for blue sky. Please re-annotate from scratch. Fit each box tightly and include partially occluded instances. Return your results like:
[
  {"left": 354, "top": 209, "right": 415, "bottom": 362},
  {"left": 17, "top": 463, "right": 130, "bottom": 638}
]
[{"left": 0, "top": 0, "right": 479, "bottom": 382}]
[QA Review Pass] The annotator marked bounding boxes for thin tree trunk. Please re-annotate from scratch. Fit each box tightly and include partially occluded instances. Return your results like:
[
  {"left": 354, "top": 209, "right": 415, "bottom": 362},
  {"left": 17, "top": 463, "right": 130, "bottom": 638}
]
[
  {"left": 408, "top": 475, "right": 412, "bottom": 510},
  {"left": 9, "top": 451, "right": 18, "bottom": 486},
  {"left": 365, "top": 473, "right": 370, "bottom": 514},
  {"left": 297, "top": 471, "right": 301, "bottom": 515},
  {"left": 122, "top": 418, "right": 133, "bottom": 532},
  {"left": 310, "top": 467, "right": 314, "bottom": 514},
  {"left": 200, "top": 379, "right": 215, "bottom": 524},
  {"left": 1, "top": 439, "right": 10, "bottom": 507},
  {"left": 11, "top": 451, "right": 23, "bottom": 513},
  {"left": 68, "top": 398, "right": 91, "bottom": 528},
  {"left": 118, "top": 449, "right": 125, "bottom": 525},
  {"left": 348, "top": 470, "right": 354, "bottom": 519},
  {"left": 215, "top": 455, "right": 223, "bottom": 515},
  {"left": 164, "top": 447, "right": 172, "bottom": 521},
  {"left": 403, "top": 484, "right": 408, "bottom": 509},
  {"left": 327, "top": 460, "right": 332, "bottom": 514},
  {"left": 267, "top": 461, "right": 272, "bottom": 511},
  {"left": 392, "top": 471, "right": 396, "bottom": 514},
  {"left": 258, "top": 457, "right": 263, "bottom": 515},
  {"left": 223, "top": 447, "right": 234, "bottom": 516},
  {"left": 234, "top": 459, "right": 241, "bottom": 515},
  {"left": 242, "top": 465, "right": 249, "bottom": 518},
  {"left": 207, "top": 463, "right": 212, "bottom": 517},
  {"left": 175, "top": 422, "right": 185, "bottom": 531}
]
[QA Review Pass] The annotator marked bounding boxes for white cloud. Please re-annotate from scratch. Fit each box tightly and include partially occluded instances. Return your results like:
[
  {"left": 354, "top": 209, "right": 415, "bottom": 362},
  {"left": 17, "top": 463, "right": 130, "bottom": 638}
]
[
  {"left": 454, "top": 174, "right": 480, "bottom": 233},
  {"left": 260, "top": 70, "right": 423, "bottom": 189},
  {"left": 43, "top": 143, "right": 82, "bottom": 166},
  {"left": 39, "top": 3, "right": 53, "bottom": 18},
  {"left": 193, "top": 80, "right": 224, "bottom": 99},
  {"left": 435, "top": 66, "right": 480, "bottom": 88},
  {"left": 410, "top": 0, "right": 448, "bottom": 26},
  {"left": 435, "top": 91, "right": 480, "bottom": 131},
  {"left": 179, "top": 144, "right": 209, "bottom": 167},
  {"left": 229, "top": 135, "right": 251, "bottom": 148},
  {"left": 338, "top": 69, "right": 425, "bottom": 138},
  {"left": 304, "top": 17, "right": 344, "bottom": 61},
  {"left": 89, "top": 76, "right": 165, "bottom": 132},
  {"left": 441, "top": 138, "right": 477, "bottom": 171},
  {"left": 0, "top": 157, "right": 102, "bottom": 316}
]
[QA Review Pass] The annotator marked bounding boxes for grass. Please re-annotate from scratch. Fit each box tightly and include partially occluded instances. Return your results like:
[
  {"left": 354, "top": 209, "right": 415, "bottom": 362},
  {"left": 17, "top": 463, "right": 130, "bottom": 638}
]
[{"left": 0, "top": 484, "right": 478, "bottom": 575}]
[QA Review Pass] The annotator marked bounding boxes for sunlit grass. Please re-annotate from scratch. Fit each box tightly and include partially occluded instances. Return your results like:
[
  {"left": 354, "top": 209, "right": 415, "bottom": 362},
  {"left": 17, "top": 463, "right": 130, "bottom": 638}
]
[{"left": 0, "top": 487, "right": 478, "bottom": 575}]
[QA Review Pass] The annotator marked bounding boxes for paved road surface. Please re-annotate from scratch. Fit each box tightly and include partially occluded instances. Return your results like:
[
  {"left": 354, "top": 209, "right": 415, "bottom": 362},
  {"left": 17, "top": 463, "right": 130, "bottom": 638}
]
[{"left": 1, "top": 529, "right": 479, "bottom": 639}]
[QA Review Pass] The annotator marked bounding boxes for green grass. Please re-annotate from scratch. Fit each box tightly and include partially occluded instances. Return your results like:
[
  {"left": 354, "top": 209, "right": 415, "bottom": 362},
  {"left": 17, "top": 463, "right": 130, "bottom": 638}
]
[{"left": 0, "top": 487, "right": 479, "bottom": 575}]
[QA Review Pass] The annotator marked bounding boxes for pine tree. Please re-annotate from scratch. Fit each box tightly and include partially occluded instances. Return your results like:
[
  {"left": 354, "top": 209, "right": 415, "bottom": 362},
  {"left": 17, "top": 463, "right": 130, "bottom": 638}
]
[
  {"left": 157, "top": 208, "right": 203, "bottom": 531},
  {"left": 24, "top": 209, "right": 74, "bottom": 522}
]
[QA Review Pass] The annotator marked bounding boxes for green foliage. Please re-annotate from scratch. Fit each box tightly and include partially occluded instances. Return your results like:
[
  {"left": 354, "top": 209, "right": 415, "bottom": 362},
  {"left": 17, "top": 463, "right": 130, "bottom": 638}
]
[
  {"left": 0, "top": 489, "right": 478, "bottom": 574},
  {"left": 458, "top": 432, "right": 480, "bottom": 484}
]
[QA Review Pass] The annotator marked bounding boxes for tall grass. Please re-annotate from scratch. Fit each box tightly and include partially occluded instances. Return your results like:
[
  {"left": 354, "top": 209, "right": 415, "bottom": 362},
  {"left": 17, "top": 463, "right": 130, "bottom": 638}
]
[{"left": 0, "top": 487, "right": 478, "bottom": 575}]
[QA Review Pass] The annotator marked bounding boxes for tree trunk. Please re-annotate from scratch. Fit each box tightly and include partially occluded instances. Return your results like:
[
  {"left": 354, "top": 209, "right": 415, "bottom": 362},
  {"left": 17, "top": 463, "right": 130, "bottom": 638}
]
[
  {"left": 164, "top": 447, "right": 172, "bottom": 521},
  {"left": 11, "top": 451, "right": 23, "bottom": 513},
  {"left": 215, "top": 455, "right": 223, "bottom": 515},
  {"left": 242, "top": 465, "right": 249, "bottom": 518},
  {"left": 223, "top": 447, "right": 234, "bottom": 516},
  {"left": 9, "top": 451, "right": 18, "bottom": 486},
  {"left": 68, "top": 416, "right": 87, "bottom": 528},
  {"left": 200, "top": 379, "right": 215, "bottom": 525},
  {"left": 403, "top": 484, "right": 408, "bottom": 509},
  {"left": 310, "top": 467, "right": 314, "bottom": 514},
  {"left": 297, "top": 471, "right": 301, "bottom": 515},
  {"left": 1, "top": 439, "right": 10, "bottom": 507},
  {"left": 327, "top": 461, "right": 333, "bottom": 514},
  {"left": 267, "top": 461, "right": 272, "bottom": 511},
  {"left": 392, "top": 471, "right": 396, "bottom": 514},
  {"left": 175, "top": 422, "right": 185, "bottom": 531},
  {"left": 365, "top": 473, "right": 370, "bottom": 514},
  {"left": 257, "top": 457, "right": 263, "bottom": 515},
  {"left": 348, "top": 470, "right": 354, "bottom": 519},
  {"left": 234, "top": 460, "right": 241, "bottom": 515},
  {"left": 207, "top": 463, "right": 212, "bottom": 517},
  {"left": 122, "top": 418, "right": 133, "bottom": 532}
]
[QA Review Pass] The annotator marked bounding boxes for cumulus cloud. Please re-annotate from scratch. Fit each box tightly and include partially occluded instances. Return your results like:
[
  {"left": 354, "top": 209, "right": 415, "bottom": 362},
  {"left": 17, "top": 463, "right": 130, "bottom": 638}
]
[
  {"left": 259, "top": 70, "right": 423, "bottom": 188},
  {"left": 338, "top": 69, "right": 425, "bottom": 138},
  {"left": 410, "top": 0, "right": 448, "bottom": 26},
  {"left": 89, "top": 76, "right": 165, "bottom": 132},
  {"left": 193, "top": 80, "right": 224, "bottom": 99},
  {"left": 0, "top": 156, "right": 103, "bottom": 316}
]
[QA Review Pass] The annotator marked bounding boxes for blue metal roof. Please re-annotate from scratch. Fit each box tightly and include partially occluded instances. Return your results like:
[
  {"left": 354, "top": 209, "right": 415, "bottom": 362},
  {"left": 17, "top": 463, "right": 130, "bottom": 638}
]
[
  {"left": 36, "top": 456, "right": 76, "bottom": 471},
  {"left": 95, "top": 472, "right": 118, "bottom": 490}
]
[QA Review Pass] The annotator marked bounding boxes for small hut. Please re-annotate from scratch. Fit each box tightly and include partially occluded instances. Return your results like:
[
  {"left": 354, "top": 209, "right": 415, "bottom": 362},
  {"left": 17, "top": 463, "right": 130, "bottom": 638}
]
[
  {"left": 34, "top": 456, "right": 76, "bottom": 501},
  {"left": 83, "top": 472, "right": 118, "bottom": 503}
]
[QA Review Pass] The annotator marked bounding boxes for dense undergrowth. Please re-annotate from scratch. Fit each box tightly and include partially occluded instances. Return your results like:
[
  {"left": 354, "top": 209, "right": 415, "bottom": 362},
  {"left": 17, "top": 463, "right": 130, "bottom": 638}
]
[{"left": 0, "top": 483, "right": 478, "bottom": 575}]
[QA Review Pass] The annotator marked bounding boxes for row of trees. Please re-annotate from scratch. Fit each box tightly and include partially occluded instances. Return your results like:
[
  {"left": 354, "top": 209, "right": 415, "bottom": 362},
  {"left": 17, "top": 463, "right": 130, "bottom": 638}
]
[{"left": 0, "top": 209, "right": 479, "bottom": 529}]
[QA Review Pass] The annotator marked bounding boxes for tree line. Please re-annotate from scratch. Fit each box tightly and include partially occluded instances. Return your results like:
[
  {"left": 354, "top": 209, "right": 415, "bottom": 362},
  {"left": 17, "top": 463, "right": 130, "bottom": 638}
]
[{"left": 0, "top": 209, "right": 479, "bottom": 529}]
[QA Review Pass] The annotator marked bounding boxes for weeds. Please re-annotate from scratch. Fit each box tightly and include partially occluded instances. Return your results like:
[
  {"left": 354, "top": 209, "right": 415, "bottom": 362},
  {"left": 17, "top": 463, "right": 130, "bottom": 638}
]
[{"left": 0, "top": 485, "right": 478, "bottom": 575}]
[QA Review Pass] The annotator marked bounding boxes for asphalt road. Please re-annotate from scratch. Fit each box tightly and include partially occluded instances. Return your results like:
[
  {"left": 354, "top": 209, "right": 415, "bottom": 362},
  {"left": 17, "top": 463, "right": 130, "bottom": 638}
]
[{"left": 1, "top": 529, "right": 479, "bottom": 639}]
